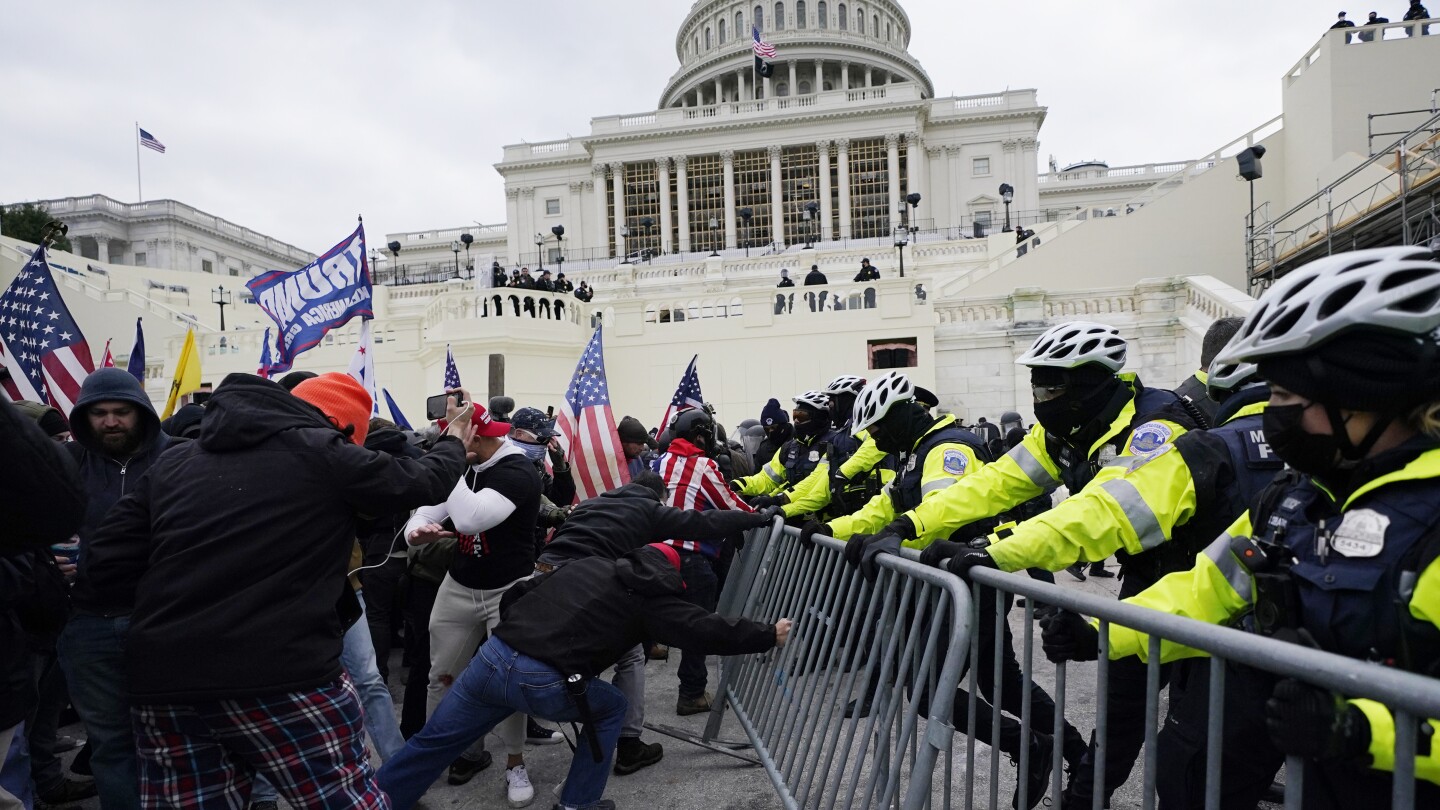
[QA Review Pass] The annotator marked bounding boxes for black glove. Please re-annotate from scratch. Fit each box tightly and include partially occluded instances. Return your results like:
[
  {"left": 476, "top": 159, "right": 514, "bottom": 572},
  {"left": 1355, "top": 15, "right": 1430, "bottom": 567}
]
[
  {"left": 918, "top": 540, "right": 964, "bottom": 569},
  {"left": 844, "top": 531, "right": 901, "bottom": 583},
  {"left": 751, "top": 494, "right": 787, "bottom": 509},
  {"left": 755, "top": 505, "right": 785, "bottom": 524},
  {"left": 843, "top": 533, "right": 872, "bottom": 570},
  {"left": 728, "top": 479, "right": 744, "bottom": 493},
  {"left": 945, "top": 549, "right": 999, "bottom": 583},
  {"left": 799, "top": 520, "right": 830, "bottom": 550},
  {"left": 1265, "top": 679, "right": 1371, "bottom": 762},
  {"left": 882, "top": 515, "right": 917, "bottom": 540},
  {"left": 1039, "top": 610, "right": 1099, "bottom": 663}
]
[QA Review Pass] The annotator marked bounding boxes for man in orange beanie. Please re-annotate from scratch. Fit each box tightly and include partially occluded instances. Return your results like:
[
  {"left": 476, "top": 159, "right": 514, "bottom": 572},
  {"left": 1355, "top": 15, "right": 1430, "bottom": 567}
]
[{"left": 80, "top": 372, "right": 475, "bottom": 809}]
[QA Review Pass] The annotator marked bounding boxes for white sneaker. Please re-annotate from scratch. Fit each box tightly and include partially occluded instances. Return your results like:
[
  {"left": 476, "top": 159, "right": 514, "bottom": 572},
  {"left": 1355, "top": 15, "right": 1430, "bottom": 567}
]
[{"left": 505, "top": 764, "right": 535, "bottom": 808}]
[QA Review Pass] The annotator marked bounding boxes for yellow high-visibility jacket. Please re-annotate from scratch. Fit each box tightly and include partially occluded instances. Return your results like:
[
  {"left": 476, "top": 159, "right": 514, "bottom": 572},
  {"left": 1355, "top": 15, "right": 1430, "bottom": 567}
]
[{"left": 780, "top": 431, "right": 891, "bottom": 519}]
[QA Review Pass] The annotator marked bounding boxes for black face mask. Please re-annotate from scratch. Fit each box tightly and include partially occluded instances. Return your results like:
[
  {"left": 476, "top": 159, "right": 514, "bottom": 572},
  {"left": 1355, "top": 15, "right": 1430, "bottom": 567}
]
[
  {"left": 1263, "top": 403, "right": 1344, "bottom": 477},
  {"left": 1033, "top": 377, "right": 1122, "bottom": 440},
  {"left": 794, "top": 413, "right": 831, "bottom": 440}
]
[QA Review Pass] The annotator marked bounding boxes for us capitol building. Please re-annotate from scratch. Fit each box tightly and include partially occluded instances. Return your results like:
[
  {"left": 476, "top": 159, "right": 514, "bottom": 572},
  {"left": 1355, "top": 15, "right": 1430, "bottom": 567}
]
[{"left": 6, "top": 2, "right": 1438, "bottom": 428}]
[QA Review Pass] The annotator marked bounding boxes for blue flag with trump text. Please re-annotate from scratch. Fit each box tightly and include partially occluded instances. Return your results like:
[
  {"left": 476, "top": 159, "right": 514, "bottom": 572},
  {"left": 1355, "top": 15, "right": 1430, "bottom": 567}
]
[{"left": 246, "top": 224, "right": 372, "bottom": 374}]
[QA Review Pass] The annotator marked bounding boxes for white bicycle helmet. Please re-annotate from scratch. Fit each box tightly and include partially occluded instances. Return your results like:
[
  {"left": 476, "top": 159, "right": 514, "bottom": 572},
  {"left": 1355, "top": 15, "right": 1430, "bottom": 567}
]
[
  {"left": 823, "top": 375, "right": 867, "bottom": 396},
  {"left": 792, "top": 390, "right": 831, "bottom": 411},
  {"left": 1016, "top": 322, "right": 1127, "bottom": 371},
  {"left": 852, "top": 372, "right": 916, "bottom": 432},
  {"left": 1205, "top": 358, "right": 1261, "bottom": 402},
  {"left": 1214, "top": 246, "right": 1440, "bottom": 366}
]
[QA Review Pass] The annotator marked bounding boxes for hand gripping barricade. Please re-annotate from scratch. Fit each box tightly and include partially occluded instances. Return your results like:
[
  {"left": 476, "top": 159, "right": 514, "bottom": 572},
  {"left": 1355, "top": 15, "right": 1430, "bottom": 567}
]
[
  {"left": 682, "top": 520, "right": 1440, "bottom": 809},
  {"left": 683, "top": 517, "right": 975, "bottom": 810}
]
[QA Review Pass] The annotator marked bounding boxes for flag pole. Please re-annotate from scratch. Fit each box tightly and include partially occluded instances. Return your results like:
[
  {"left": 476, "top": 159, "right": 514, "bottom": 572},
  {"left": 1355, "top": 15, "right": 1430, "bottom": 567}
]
[{"left": 134, "top": 122, "right": 143, "bottom": 201}]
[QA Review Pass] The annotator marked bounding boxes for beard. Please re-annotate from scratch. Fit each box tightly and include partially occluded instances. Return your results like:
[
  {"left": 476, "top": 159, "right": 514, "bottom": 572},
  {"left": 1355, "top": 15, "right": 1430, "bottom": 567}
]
[{"left": 98, "top": 427, "right": 142, "bottom": 457}]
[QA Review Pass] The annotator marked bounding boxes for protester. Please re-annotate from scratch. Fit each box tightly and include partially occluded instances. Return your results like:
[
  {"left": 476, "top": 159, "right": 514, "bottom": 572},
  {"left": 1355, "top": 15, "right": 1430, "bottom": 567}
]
[
  {"left": 58, "top": 367, "right": 178, "bottom": 810},
  {"left": 554, "top": 272, "right": 574, "bottom": 294},
  {"left": 79, "top": 372, "right": 472, "bottom": 809},
  {"left": 656, "top": 411, "right": 756, "bottom": 717},
  {"left": 803, "top": 264, "right": 829, "bottom": 311},
  {"left": 379, "top": 480, "right": 788, "bottom": 810},
  {"left": 358, "top": 417, "right": 424, "bottom": 686},
  {"left": 1331, "top": 11, "right": 1356, "bottom": 36},
  {"left": 575, "top": 281, "right": 594, "bottom": 303},
  {"left": 617, "top": 416, "right": 659, "bottom": 478},
  {"left": 404, "top": 394, "right": 542, "bottom": 805}
]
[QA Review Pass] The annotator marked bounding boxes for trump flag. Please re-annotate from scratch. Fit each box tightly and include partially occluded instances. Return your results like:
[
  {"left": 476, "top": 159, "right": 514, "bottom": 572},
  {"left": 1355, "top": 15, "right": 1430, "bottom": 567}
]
[{"left": 247, "top": 224, "right": 372, "bottom": 374}]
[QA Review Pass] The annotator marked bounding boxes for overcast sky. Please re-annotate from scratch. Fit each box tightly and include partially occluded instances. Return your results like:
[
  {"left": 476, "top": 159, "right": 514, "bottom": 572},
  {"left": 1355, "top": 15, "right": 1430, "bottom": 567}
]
[{"left": 3, "top": 1, "right": 1342, "bottom": 253}]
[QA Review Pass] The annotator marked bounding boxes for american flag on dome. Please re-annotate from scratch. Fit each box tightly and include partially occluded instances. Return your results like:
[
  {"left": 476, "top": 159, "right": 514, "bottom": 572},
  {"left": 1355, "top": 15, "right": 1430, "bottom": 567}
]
[
  {"left": 658, "top": 354, "right": 704, "bottom": 435},
  {"left": 0, "top": 244, "right": 95, "bottom": 413},
  {"left": 443, "top": 344, "right": 462, "bottom": 390},
  {"left": 556, "top": 326, "right": 630, "bottom": 503},
  {"left": 752, "top": 26, "right": 776, "bottom": 58}
]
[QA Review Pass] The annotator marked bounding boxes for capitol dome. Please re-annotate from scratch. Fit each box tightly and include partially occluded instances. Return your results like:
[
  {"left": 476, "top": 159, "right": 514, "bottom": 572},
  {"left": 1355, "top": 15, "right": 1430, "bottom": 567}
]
[{"left": 661, "top": 0, "right": 933, "bottom": 108}]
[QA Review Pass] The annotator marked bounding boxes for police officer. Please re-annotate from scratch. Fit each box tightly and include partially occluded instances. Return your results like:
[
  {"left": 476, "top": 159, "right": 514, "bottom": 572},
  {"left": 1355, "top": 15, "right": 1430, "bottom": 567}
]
[
  {"left": 734, "top": 391, "right": 857, "bottom": 513},
  {"left": 823, "top": 373, "right": 1085, "bottom": 808},
  {"left": 879, "top": 321, "right": 1195, "bottom": 807},
  {"left": 964, "top": 355, "right": 1281, "bottom": 808},
  {"left": 777, "top": 375, "right": 891, "bottom": 523},
  {"left": 1043, "top": 246, "right": 1440, "bottom": 807}
]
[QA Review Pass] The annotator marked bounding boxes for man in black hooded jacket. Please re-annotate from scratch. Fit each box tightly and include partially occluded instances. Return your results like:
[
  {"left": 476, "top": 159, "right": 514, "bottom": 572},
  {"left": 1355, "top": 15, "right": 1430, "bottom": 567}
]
[
  {"left": 377, "top": 541, "right": 789, "bottom": 810},
  {"left": 81, "top": 372, "right": 472, "bottom": 809}
]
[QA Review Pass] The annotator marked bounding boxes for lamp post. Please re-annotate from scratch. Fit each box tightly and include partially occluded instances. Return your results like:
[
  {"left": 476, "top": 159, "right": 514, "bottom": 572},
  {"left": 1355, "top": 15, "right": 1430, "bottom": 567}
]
[
  {"left": 211, "top": 285, "right": 232, "bottom": 332},
  {"left": 999, "top": 183, "right": 1014, "bottom": 232},
  {"left": 708, "top": 217, "right": 720, "bottom": 257},
  {"left": 893, "top": 225, "right": 910, "bottom": 279},
  {"left": 804, "top": 202, "right": 819, "bottom": 248},
  {"left": 460, "top": 232, "right": 473, "bottom": 278},
  {"left": 1237, "top": 145, "right": 1267, "bottom": 278},
  {"left": 640, "top": 216, "right": 655, "bottom": 263},
  {"left": 369, "top": 249, "right": 385, "bottom": 283},
  {"left": 899, "top": 192, "right": 921, "bottom": 277},
  {"left": 619, "top": 226, "right": 630, "bottom": 264},
  {"left": 551, "top": 225, "right": 566, "bottom": 274},
  {"left": 450, "top": 240, "right": 461, "bottom": 278},
  {"left": 535, "top": 233, "right": 546, "bottom": 272},
  {"left": 739, "top": 207, "right": 753, "bottom": 257},
  {"left": 387, "top": 240, "right": 402, "bottom": 284}
]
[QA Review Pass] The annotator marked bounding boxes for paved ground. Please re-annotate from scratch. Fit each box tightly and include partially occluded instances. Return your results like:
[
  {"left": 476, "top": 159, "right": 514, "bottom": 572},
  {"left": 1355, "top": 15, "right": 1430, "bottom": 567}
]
[{"left": 50, "top": 561, "right": 1280, "bottom": 809}]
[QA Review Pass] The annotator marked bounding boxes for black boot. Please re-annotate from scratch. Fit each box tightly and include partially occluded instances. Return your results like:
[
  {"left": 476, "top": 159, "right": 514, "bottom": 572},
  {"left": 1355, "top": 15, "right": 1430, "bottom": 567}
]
[{"left": 1011, "top": 732, "right": 1054, "bottom": 810}]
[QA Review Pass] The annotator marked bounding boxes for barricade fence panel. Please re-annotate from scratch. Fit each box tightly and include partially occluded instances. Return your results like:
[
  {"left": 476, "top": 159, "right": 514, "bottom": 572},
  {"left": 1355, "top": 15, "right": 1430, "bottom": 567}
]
[
  {"left": 703, "top": 519, "right": 974, "bottom": 810},
  {"left": 702, "top": 523, "right": 1440, "bottom": 809}
]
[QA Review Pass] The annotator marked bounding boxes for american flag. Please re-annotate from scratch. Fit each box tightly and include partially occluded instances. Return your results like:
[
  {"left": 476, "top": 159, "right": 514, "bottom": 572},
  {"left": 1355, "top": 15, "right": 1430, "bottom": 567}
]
[
  {"left": 139, "top": 127, "right": 166, "bottom": 153},
  {"left": 0, "top": 244, "right": 95, "bottom": 413},
  {"left": 346, "top": 319, "right": 380, "bottom": 416},
  {"left": 556, "top": 327, "right": 630, "bottom": 503},
  {"left": 658, "top": 354, "right": 704, "bottom": 436},
  {"left": 444, "top": 344, "right": 462, "bottom": 390},
  {"left": 753, "top": 26, "right": 776, "bottom": 58},
  {"left": 100, "top": 339, "right": 116, "bottom": 368},
  {"left": 126, "top": 317, "right": 146, "bottom": 383},
  {"left": 257, "top": 327, "right": 274, "bottom": 378}
]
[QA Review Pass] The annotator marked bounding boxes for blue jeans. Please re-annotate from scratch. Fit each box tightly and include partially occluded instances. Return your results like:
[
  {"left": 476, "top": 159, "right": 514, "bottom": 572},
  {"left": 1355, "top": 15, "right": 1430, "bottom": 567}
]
[
  {"left": 58, "top": 613, "right": 139, "bottom": 810},
  {"left": 676, "top": 552, "right": 719, "bottom": 700},
  {"left": 377, "top": 636, "right": 625, "bottom": 810}
]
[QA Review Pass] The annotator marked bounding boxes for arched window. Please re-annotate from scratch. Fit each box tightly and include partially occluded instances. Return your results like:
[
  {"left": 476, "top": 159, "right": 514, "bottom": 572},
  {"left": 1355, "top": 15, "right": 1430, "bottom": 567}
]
[
  {"left": 856, "top": 7, "right": 864, "bottom": 34},
  {"left": 775, "top": 2, "right": 785, "bottom": 29},
  {"left": 755, "top": 4, "right": 764, "bottom": 31},
  {"left": 777, "top": 81, "right": 789, "bottom": 97},
  {"left": 886, "top": 21, "right": 892, "bottom": 40},
  {"left": 799, "top": 80, "right": 811, "bottom": 94},
  {"left": 719, "top": 19, "right": 727, "bottom": 44},
  {"left": 818, "top": 1, "right": 828, "bottom": 28},
  {"left": 797, "top": 1, "right": 806, "bottom": 29},
  {"left": 838, "top": 2, "right": 847, "bottom": 29},
  {"left": 704, "top": 27, "right": 711, "bottom": 49},
  {"left": 736, "top": 11, "right": 744, "bottom": 36},
  {"left": 873, "top": 15, "right": 879, "bottom": 36}
]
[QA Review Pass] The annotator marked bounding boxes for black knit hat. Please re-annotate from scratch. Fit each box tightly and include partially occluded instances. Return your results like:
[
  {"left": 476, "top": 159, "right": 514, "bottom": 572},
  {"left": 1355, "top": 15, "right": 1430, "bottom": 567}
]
[{"left": 1258, "top": 330, "right": 1440, "bottom": 413}]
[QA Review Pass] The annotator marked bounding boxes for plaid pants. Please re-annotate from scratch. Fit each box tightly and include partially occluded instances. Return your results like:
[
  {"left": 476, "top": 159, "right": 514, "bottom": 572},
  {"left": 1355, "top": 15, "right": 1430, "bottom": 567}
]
[{"left": 133, "top": 675, "right": 388, "bottom": 810}]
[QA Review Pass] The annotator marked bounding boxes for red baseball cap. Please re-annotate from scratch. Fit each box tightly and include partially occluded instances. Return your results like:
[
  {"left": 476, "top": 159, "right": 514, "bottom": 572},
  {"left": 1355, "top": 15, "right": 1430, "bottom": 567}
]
[
  {"left": 647, "top": 543, "right": 682, "bottom": 572},
  {"left": 469, "top": 402, "right": 511, "bottom": 437}
]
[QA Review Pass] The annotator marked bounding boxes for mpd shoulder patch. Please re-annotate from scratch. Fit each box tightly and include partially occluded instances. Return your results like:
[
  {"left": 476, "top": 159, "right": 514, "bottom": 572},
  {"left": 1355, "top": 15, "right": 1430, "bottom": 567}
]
[
  {"left": 942, "top": 448, "right": 968, "bottom": 476},
  {"left": 1127, "top": 421, "right": 1175, "bottom": 456}
]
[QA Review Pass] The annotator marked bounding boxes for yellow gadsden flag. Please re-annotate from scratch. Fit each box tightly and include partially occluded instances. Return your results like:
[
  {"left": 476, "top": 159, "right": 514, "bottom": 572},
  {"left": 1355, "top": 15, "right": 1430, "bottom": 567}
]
[{"left": 161, "top": 329, "right": 202, "bottom": 419}]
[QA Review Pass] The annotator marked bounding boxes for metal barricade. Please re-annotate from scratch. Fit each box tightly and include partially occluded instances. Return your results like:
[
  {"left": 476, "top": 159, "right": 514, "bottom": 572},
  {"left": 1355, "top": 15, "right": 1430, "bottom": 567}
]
[
  {"left": 944, "top": 560, "right": 1440, "bottom": 810},
  {"left": 697, "top": 520, "right": 975, "bottom": 809}
]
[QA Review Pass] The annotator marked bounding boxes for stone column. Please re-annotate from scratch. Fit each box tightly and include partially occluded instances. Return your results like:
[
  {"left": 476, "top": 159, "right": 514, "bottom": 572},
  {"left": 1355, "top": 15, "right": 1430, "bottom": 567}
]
[
  {"left": 1019, "top": 137, "right": 1040, "bottom": 225},
  {"left": 592, "top": 164, "right": 609, "bottom": 256},
  {"left": 945, "top": 145, "right": 961, "bottom": 230},
  {"left": 841, "top": 61, "right": 850, "bottom": 90},
  {"left": 864, "top": 65, "right": 872, "bottom": 87},
  {"left": 1001, "top": 139, "right": 1019, "bottom": 227},
  {"left": 505, "top": 187, "right": 521, "bottom": 262},
  {"left": 907, "top": 132, "right": 925, "bottom": 206},
  {"left": 738, "top": 68, "right": 748, "bottom": 101},
  {"left": 836, "top": 138, "right": 851, "bottom": 239},
  {"left": 714, "top": 76, "right": 723, "bottom": 104},
  {"left": 657, "top": 158, "right": 673, "bottom": 254},
  {"left": 817, "top": 140, "right": 833, "bottom": 241},
  {"left": 567, "top": 181, "right": 584, "bottom": 257},
  {"left": 885, "top": 134, "right": 901, "bottom": 232},
  {"left": 788, "top": 60, "right": 797, "bottom": 95},
  {"left": 722, "top": 150, "right": 737, "bottom": 249},
  {"left": 763, "top": 75, "right": 772, "bottom": 100},
  {"left": 609, "top": 161, "right": 627, "bottom": 257},
  {"left": 519, "top": 187, "right": 535, "bottom": 262},
  {"left": 675, "top": 156, "right": 691, "bottom": 252},
  {"left": 768, "top": 144, "right": 785, "bottom": 246}
]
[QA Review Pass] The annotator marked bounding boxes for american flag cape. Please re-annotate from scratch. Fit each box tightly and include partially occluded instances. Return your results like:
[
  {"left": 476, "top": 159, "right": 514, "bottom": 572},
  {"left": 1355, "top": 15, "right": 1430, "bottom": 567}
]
[
  {"left": 0, "top": 244, "right": 94, "bottom": 413},
  {"left": 658, "top": 354, "right": 704, "bottom": 435},
  {"left": 556, "top": 326, "right": 630, "bottom": 503}
]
